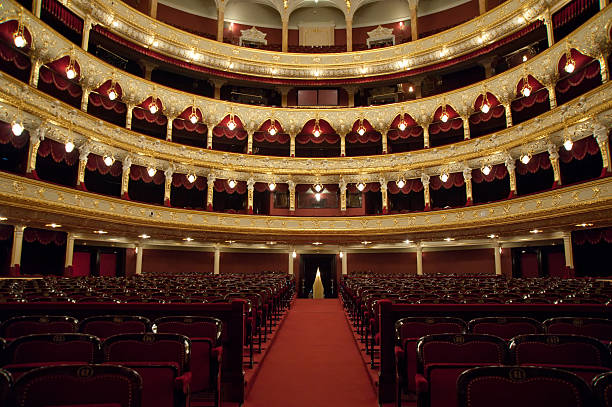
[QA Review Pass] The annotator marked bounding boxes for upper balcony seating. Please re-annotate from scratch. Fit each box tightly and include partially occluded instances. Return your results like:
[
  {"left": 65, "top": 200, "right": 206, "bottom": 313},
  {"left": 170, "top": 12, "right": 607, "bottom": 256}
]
[
  {"left": 11, "top": 364, "right": 143, "bottom": 407},
  {"left": 456, "top": 366, "right": 593, "bottom": 407}
]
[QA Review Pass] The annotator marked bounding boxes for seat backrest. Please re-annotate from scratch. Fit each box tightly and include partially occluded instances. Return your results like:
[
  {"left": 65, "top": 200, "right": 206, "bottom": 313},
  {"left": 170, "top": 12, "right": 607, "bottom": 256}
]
[
  {"left": 468, "top": 317, "right": 543, "bottom": 339},
  {"left": 395, "top": 317, "right": 466, "bottom": 343},
  {"left": 0, "top": 368, "right": 11, "bottom": 407},
  {"left": 0, "top": 315, "right": 78, "bottom": 338},
  {"left": 457, "top": 366, "right": 592, "bottom": 407},
  {"left": 102, "top": 333, "right": 191, "bottom": 374},
  {"left": 418, "top": 333, "right": 507, "bottom": 366},
  {"left": 593, "top": 372, "right": 612, "bottom": 407},
  {"left": 509, "top": 334, "right": 612, "bottom": 367},
  {"left": 153, "top": 316, "right": 223, "bottom": 344},
  {"left": 544, "top": 317, "right": 612, "bottom": 342},
  {"left": 78, "top": 315, "right": 152, "bottom": 338},
  {"left": 12, "top": 364, "right": 142, "bottom": 407},
  {"left": 4, "top": 333, "right": 101, "bottom": 364}
]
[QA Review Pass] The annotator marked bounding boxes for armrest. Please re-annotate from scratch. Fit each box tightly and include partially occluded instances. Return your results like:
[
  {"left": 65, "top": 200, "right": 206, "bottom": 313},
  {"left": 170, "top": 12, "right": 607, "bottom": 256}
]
[
  {"left": 175, "top": 371, "right": 193, "bottom": 394},
  {"left": 415, "top": 373, "right": 429, "bottom": 395}
]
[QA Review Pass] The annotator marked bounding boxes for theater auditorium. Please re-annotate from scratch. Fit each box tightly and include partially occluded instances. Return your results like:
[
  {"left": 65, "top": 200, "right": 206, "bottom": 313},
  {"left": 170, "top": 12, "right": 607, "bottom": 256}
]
[{"left": 0, "top": 0, "right": 610, "bottom": 405}]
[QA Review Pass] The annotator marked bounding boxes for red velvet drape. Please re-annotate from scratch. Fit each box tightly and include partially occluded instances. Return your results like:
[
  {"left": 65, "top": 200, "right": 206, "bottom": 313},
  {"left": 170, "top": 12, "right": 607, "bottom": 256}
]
[
  {"left": 24, "top": 227, "right": 66, "bottom": 245},
  {"left": 172, "top": 173, "right": 207, "bottom": 191},
  {"left": 213, "top": 179, "right": 247, "bottom": 194},
  {"left": 558, "top": 136, "right": 600, "bottom": 163},
  {"left": 86, "top": 154, "right": 122, "bottom": 176},
  {"left": 516, "top": 152, "right": 551, "bottom": 175},
  {"left": 472, "top": 164, "right": 508, "bottom": 183},
  {"left": 37, "top": 138, "right": 78, "bottom": 166},
  {"left": 573, "top": 227, "right": 612, "bottom": 245},
  {"left": 387, "top": 179, "right": 423, "bottom": 194},
  {"left": 430, "top": 173, "right": 465, "bottom": 190},
  {"left": 129, "top": 165, "right": 165, "bottom": 184},
  {"left": 0, "top": 121, "right": 29, "bottom": 148}
]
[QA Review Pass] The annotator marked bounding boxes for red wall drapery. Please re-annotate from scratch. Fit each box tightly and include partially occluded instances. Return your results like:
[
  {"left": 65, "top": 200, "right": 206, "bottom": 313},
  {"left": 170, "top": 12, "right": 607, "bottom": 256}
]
[
  {"left": 552, "top": 0, "right": 598, "bottom": 28},
  {"left": 429, "top": 118, "right": 463, "bottom": 135},
  {"left": 24, "top": 227, "right": 67, "bottom": 245},
  {"left": 516, "top": 152, "right": 552, "bottom": 175},
  {"left": 213, "top": 179, "right": 247, "bottom": 194},
  {"left": 573, "top": 227, "right": 612, "bottom": 245},
  {"left": 172, "top": 173, "right": 206, "bottom": 191},
  {"left": 43, "top": 0, "right": 84, "bottom": 33},
  {"left": 132, "top": 107, "right": 167, "bottom": 125},
  {"left": 129, "top": 165, "right": 165, "bottom": 184},
  {"left": 0, "top": 21, "right": 33, "bottom": 50},
  {"left": 346, "top": 183, "right": 379, "bottom": 193},
  {"left": 0, "top": 41, "right": 31, "bottom": 71},
  {"left": 86, "top": 154, "right": 122, "bottom": 177},
  {"left": 556, "top": 61, "right": 601, "bottom": 94},
  {"left": 469, "top": 105, "right": 505, "bottom": 125},
  {"left": 173, "top": 119, "right": 207, "bottom": 134},
  {"left": 296, "top": 133, "right": 339, "bottom": 144},
  {"left": 296, "top": 184, "right": 339, "bottom": 193},
  {"left": 39, "top": 66, "right": 82, "bottom": 99},
  {"left": 430, "top": 173, "right": 465, "bottom": 190},
  {"left": 472, "top": 164, "right": 508, "bottom": 183},
  {"left": 511, "top": 88, "right": 549, "bottom": 112},
  {"left": 253, "top": 132, "right": 290, "bottom": 144},
  {"left": 388, "top": 126, "right": 423, "bottom": 140},
  {"left": 0, "top": 121, "right": 29, "bottom": 149},
  {"left": 346, "top": 132, "right": 381, "bottom": 144},
  {"left": 37, "top": 138, "right": 78, "bottom": 166},
  {"left": 387, "top": 179, "right": 423, "bottom": 194},
  {"left": 559, "top": 136, "right": 600, "bottom": 163},
  {"left": 88, "top": 92, "right": 127, "bottom": 114}
]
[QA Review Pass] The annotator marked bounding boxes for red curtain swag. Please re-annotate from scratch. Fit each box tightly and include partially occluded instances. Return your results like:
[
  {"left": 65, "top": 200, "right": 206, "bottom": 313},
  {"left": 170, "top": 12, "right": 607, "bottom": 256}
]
[
  {"left": 0, "top": 42, "right": 31, "bottom": 71},
  {"left": 429, "top": 118, "right": 463, "bottom": 135},
  {"left": 516, "top": 152, "right": 552, "bottom": 175},
  {"left": 388, "top": 126, "right": 423, "bottom": 140},
  {"left": 346, "top": 132, "right": 381, "bottom": 144},
  {"left": 387, "top": 179, "right": 424, "bottom": 194},
  {"left": 24, "top": 227, "right": 67, "bottom": 245},
  {"left": 172, "top": 173, "right": 207, "bottom": 191},
  {"left": 43, "top": 0, "right": 84, "bottom": 33},
  {"left": 469, "top": 105, "right": 505, "bottom": 125},
  {"left": 296, "top": 184, "right": 339, "bottom": 193},
  {"left": 552, "top": 0, "right": 598, "bottom": 28},
  {"left": 559, "top": 136, "right": 600, "bottom": 163},
  {"left": 511, "top": 88, "right": 549, "bottom": 112},
  {"left": 253, "top": 132, "right": 290, "bottom": 144},
  {"left": 37, "top": 138, "right": 78, "bottom": 166},
  {"left": 88, "top": 92, "right": 127, "bottom": 114},
  {"left": 129, "top": 165, "right": 165, "bottom": 184},
  {"left": 173, "top": 119, "right": 207, "bottom": 134},
  {"left": 39, "top": 66, "right": 82, "bottom": 98},
  {"left": 346, "top": 183, "right": 379, "bottom": 193},
  {"left": 213, "top": 126, "right": 247, "bottom": 140},
  {"left": 430, "top": 173, "right": 465, "bottom": 190},
  {"left": 296, "top": 133, "right": 339, "bottom": 144},
  {"left": 95, "top": 80, "right": 123, "bottom": 100},
  {"left": 471, "top": 164, "right": 508, "bottom": 183},
  {"left": 132, "top": 107, "right": 167, "bottom": 126},
  {"left": 86, "top": 154, "right": 122, "bottom": 177},
  {"left": 0, "top": 121, "right": 29, "bottom": 148},
  {"left": 213, "top": 179, "right": 247, "bottom": 194},
  {"left": 556, "top": 61, "right": 601, "bottom": 94},
  {"left": 573, "top": 227, "right": 612, "bottom": 245},
  {"left": 0, "top": 21, "right": 33, "bottom": 50},
  {"left": 46, "top": 56, "right": 81, "bottom": 81}
]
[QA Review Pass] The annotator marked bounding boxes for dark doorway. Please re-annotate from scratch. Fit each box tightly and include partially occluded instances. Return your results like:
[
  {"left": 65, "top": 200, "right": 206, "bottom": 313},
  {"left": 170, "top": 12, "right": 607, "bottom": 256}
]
[{"left": 299, "top": 254, "right": 337, "bottom": 298}]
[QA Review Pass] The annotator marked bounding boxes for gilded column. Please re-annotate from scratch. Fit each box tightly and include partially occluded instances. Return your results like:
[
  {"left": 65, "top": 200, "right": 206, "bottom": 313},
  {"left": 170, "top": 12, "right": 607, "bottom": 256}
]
[
  {"left": 543, "top": 8, "right": 554, "bottom": 47},
  {"left": 423, "top": 124, "right": 430, "bottom": 148},
  {"left": 339, "top": 178, "right": 347, "bottom": 213},
  {"left": 64, "top": 232, "right": 75, "bottom": 276},
  {"left": 166, "top": 116, "right": 174, "bottom": 141},
  {"left": 563, "top": 232, "right": 574, "bottom": 269},
  {"left": 82, "top": 16, "right": 93, "bottom": 51},
  {"left": 247, "top": 131, "right": 253, "bottom": 154},
  {"left": 217, "top": 1, "right": 225, "bottom": 42},
  {"left": 380, "top": 177, "right": 388, "bottom": 214},
  {"left": 121, "top": 156, "right": 132, "bottom": 199},
  {"left": 463, "top": 167, "right": 473, "bottom": 205},
  {"left": 290, "top": 133, "right": 296, "bottom": 157},
  {"left": 77, "top": 145, "right": 90, "bottom": 190},
  {"left": 381, "top": 127, "right": 388, "bottom": 154},
  {"left": 345, "top": 17, "right": 353, "bottom": 52},
  {"left": 598, "top": 54, "right": 609, "bottom": 83},
  {"left": 416, "top": 242, "right": 423, "bottom": 275},
  {"left": 547, "top": 83, "right": 557, "bottom": 109},
  {"left": 81, "top": 87, "right": 91, "bottom": 112},
  {"left": 421, "top": 173, "right": 430, "bottom": 211},
  {"left": 503, "top": 102, "right": 513, "bottom": 128},
  {"left": 594, "top": 122, "right": 611, "bottom": 173},
  {"left": 281, "top": 14, "right": 289, "bottom": 53},
  {"left": 247, "top": 178, "right": 255, "bottom": 214},
  {"left": 288, "top": 180, "right": 295, "bottom": 213},
  {"left": 26, "top": 126, "right": 45, "bottom": 176},
  {"left": 207, "top": 125, "right": 214, "bottom": 149},
  {"left": 10, "top": 225, "right": 26, "bottom": 276},
  {"left": 494, "top": 243, "right": 502, "bottom": 275},
  {"left": 478, "top": 0, "right": 486, "bottom": 15},
  {"left": 29, "top": 58, "right": 41, "bottom": 88},
  {"left": 164, "top": 168, "right": 173, "bottom": 206},
  {"left": 207, "top": 174, "right": 216, "bottom": 211},
  {"left": 463, "top": 116, "right": 470, "bottom": 140},
  {"left": 126, "top": 104, "right": 134, "bottom": 130},
  {"left": 408, "top": 0, "right": 419, "bottom": 41},
  {"left": 505, "top": 156, "right": 517, "bottom": 197},
  {"left": 548, "top": 144, "right": 561, "bottom": 186},
  {"left": 340, "top": 134, "right": 346, "bottom": 157}
]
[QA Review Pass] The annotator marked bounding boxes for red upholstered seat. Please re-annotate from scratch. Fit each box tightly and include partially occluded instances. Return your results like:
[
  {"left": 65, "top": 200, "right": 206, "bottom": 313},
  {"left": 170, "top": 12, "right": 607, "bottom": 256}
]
[
  {"left": 457, "top": 366, "right": 593, "bottom": 407},
  {"left": 544, "top": 317, "right": 612, "bottom": 343},
  {"left": 415, "top": 334, "right": 507, "bottom": 407},
  {"left": 102, "top": 333, "right": 192, "bottom": 407},
  {"left": 78, "top": 315, "right": 152, "bottom": 339},
  {"left": 0, "top": 368, "right": 11, "bottom": 407},
  {"left": 593, "top": 371, "right": 612, "bottom": 407},
  {"left": 0, "top": 315, "right": 78, "bottom": 339},
  {"left": 12, "top": 364, "right": 142, "bottom": 407},
  {"left": 468, "top": 317, "right": 543, "bottom": 339}
]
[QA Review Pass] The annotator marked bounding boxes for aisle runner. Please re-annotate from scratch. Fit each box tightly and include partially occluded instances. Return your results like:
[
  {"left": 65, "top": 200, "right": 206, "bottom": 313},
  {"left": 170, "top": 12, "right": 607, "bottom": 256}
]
[{"left": 245, "top": 299, "right": 377, "bottom": 407}]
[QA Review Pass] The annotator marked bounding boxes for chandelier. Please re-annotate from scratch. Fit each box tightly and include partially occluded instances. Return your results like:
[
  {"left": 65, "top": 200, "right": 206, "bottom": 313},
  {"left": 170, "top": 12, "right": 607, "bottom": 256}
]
[
  {"left": 268, "top": 120, "right": 277, "bottom": 136},
  {"left": 13, "top": 18, "right": 27, "bottom": 48},
  {"left": 313, "top": 119, "right": 321, "bottom": 138},
  {"left": 439, "top": 105, "right": 449, "bottom": 123},
  {"left": 227, "top": 114, "right": 237, "bottom": 131},
  {"left": 188, "top": 106, "right": 199, "bottom": 124}
]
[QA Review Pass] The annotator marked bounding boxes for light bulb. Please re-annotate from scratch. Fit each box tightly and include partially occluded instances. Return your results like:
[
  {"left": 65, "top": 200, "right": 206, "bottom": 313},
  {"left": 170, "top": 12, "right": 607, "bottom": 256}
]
[
  {"left": 11, "top": 121, "right": 24, "bottom": 136},
  {"left": 313, "top": 128, "right": 321, "bottom": 138},
  {"left": 227, "top": 120, "right": 236, "bottom": 131},
  {"left": 521, "top": 85, "right": 531, "bottom": 97},
  {"left": 396, "top": 179, "right": 406, "bottom": 189},
  {"left": 408, "top": 86, "right": 414, "bottom": 93},
  {"left": 356, "top": 182, "right": 366, "bottom": 192},
  {"left": 440, "top": 172, "right": 449, "bottom": 183},
  {"left": 108, "top": 88, "right": 117, "bottom": 101},
  {"left": 482, "top": 164, "right": 492, "bottom": 176},
  {"left": 398, "top": 120, "right": 407, "bottom": 131},
  {"left": 315, "top": 192, "right": 321, "bottom": 202},
  {"left": 149, "top": 101, "right": 158, "bottom": 114},
  {"left": 147, "top": 167, "right": 157, "bottom": 177},
  {"left": 187, "top": 174, "right": 196, "bottom": 183},
  {"left": 13, "top": 31, "right": 26, "bottom": 48},
  {"left": 228, "top": 179, "right": 237, "bottom": 189},
  {"left": 564, "top": 60, "right": 575, "bottom": 74},
  {"left": 313, "top": 183, "right": 323, "bottom": 193},
  {"left": 339, "top": 251, "right": 343, "bottom": 258},
  {"left": 268, "top": 182, "right": 276, "bottom": 191},
  {"left": 189, "top": 113, "right": 198, "bottom": 124},
  {"left": 522, "top": 55, "right": 528, "bottom": 62},
  {"left": 440, "top": 112, "right": 449, "bottom": 123},
  {"left": 481, "top": 102, "right": 490, "bottom": 114},
  {"left": 103, "top": 155, "right": 114, "bottom": 166},
  {"left": 563, "top": 139, "right": 573, "bottom": 151},
  {"left": 292, "top": 250, "right": 297, "bottom": 258},
  {"left": 268, "top": 125, "right": 277, "bottom": 136},
  {"left": 65, "top": 141, "right": 74, "bottom": 153},
  {"left": 520, "top": 154, "right": 531, "bottom": 164},
  {"left": 66, "top": 66, "right": 76, "bottom": 80},
  {"left": 357, "top": 126, "right": 366, "bottom": 136}
]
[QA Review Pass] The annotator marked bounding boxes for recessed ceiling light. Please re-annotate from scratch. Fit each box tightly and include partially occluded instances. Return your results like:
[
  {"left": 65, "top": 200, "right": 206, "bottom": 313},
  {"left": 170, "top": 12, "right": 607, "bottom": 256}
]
[
  {"left": 444, "top": 237, "right": 454, "bottom": 242},
  {"left": 94, "top": 230, "right": 108, "bottom": 234},
  {"left": 404, "top": 239, "right": 413, "bottom": 244},
  {"left": 0, "top": 217, "right": 7, "bottom": 221},
  {"left": 138, "top": 234, "right": 151, "bottom": 239},
  {"left": 225, "top": 240, "right": 236, "bottom": 244},
  {"left": 529, "top": 229, "right": 542, "bottom": 234},
  {"left": 312, "top": 242, "right": 323, "bottom": 246},
  {"left": 183, "top": 237, "right": 194, "bottom": 242},
  {"left": 575, "top": 223, "right": 593, "bottom": 227},
  {"left": 45, "top": 223, "right": 61, "bottom": 228},
  {"left": 488, "top": 234, "right": 499, "bottom": 239},
  {"left": 266, "top": 241, "right": 277, "bottom": 245},
  {"left": 361, "top": 241, "right": 372, "bottom": 245}
]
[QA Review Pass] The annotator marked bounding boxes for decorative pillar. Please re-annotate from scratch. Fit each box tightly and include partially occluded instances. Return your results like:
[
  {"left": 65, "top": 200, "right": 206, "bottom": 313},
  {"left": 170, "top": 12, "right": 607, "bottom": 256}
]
[
  {"left": 594, "top": 122, "right": 611, "bottom": 173},
  {"left": 247, "top": 131, "right": 253, "bottom": 154},
  {"left": 503, "top": 102, "right": 513, "bottom": 128},
  {"left": 380, "top": 177, "right": 388, "bottom": 214},
  {"left": 247, "top": 178, "right": 255, "bottom": 214},
  {"left": 77, "top": 146, "right": 90, "bottom": 190},
  {"left": 140, "top": 61, "right": 156, "bottom": 81},
  {"left": 81, "top": 88, "right": 91, "bottom": 112},
  {"left": 339, "top": 178, "right": 347, "bottom": 213},
  {"left": 412, "top": 82, "right": 422, "bottom": 99},
  {"left": 548, "top": 144, "right": 561, "bottom": 187},
  {"left": 164, "top": 168, "right": 173, "bottom": 206},
  {"left": 463, "top": 116, "right": 470, "bottom": 140},
  {"left": 345, "top": 17, "right": 353, "bottom": 52},
  {"left": 543, "top": 8, "right": 554, "bottom": 47},
  {"left": 423, "top": 124, "right": 430, "bottom": 148},
  {"left": 342, "top": 251, "right": 348, "bottom": 275},
  {"left": 29, "top": 58, "right": 41, "bottom": 88},
  {"left": 601, "top": 0, "right": 608, "bottom": 10},
  {"left": 494, "top": 243, "right": 502, "bottom": 275},
  {"left": 212, "top": 79, "right": 226, "bottom": 99},
  {"left": 32, "top": 0, "right": 42, "bottom": 17},
  {"left": 479, "top": 0, "right": 487, "bottom": 15},
  {"left": 64, "top": 232, "right": 75, "bottom": 276},
  {"left": 288, "top": 251, "right": 294, "bottom": 275},
  {"left": 288, "top": 180, "right": 295, "bottom": 213},
  {"left": 408, "top": 0, "right": 419, "bottom": 41},
  {"left": 290, "top": 134, "right": 296, "bottom": 157},
  {"left": 416, "top": 242, "right": 423, "bottom": 275},
  {"left": 10, "top": 225, "right": 26, "bottom": 276},
  {"left": 547, "top": 83, "right": 557, "bottom": 109},
  {"left": 26, "top": 127, "right": 44, "bottom": 176},
  {"left": 381, "top": 127, "right": 388, "bottom": 154},
  {"left": 463, "top": 167, "right": 473, "bottom": 205},
  {"left": 278, "top": 87, "right": 291, "bottom": 107},
  {"left": 82, "top": 16, "right": 93, "bottom": 51},
  {"left": 598, "top": 55, "right": 609, "bottom": 83},
  {"left": 207, "top": 174, "right": 216, "bottom": 211},
  {"left": 340, "top": 134, "right": 346, "bottom": 157},
  {"left": 421, "top": 173, "right": 430, "bottom": 210},
  {"left": 505, "top": 156, "right": 517, "bottom": 197},
  {"left": 126, "top": 105, "right": 134, "bottom": 130},
  {"left": 563, "top": 232, "right": 574, "bottom": 269},
  {"left": 281, "top": 14, "right": 289, "bottom": 53},
  {"left": 135, "top": 245, "right": 143, "bottom": 275},
  {"left": 166, "top": 116, "right": 174, "bottom": 141},
  {"left": 345, "top": 86, "right": 356, "bottom": 108},
  {"left": 207, "top": 125, "right": 214, "bottom": 149},
  {"left": 121, "top": 156, "right": 131, "bottom": 199},
  {"left": 217, "top": 1, "right": 225, "bottom": 42},
  {"left": 149, "top": 0, "right": 158, "bottom": 18},
  {"left": 213, "top": 246, "right": 220, "bottom": 274}
]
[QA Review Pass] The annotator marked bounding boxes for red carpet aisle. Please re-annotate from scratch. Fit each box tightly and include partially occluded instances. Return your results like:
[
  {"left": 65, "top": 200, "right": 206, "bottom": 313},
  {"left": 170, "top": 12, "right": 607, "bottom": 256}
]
[{"left": 244, "top": 299, "right": 378, "bottom": 407}]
